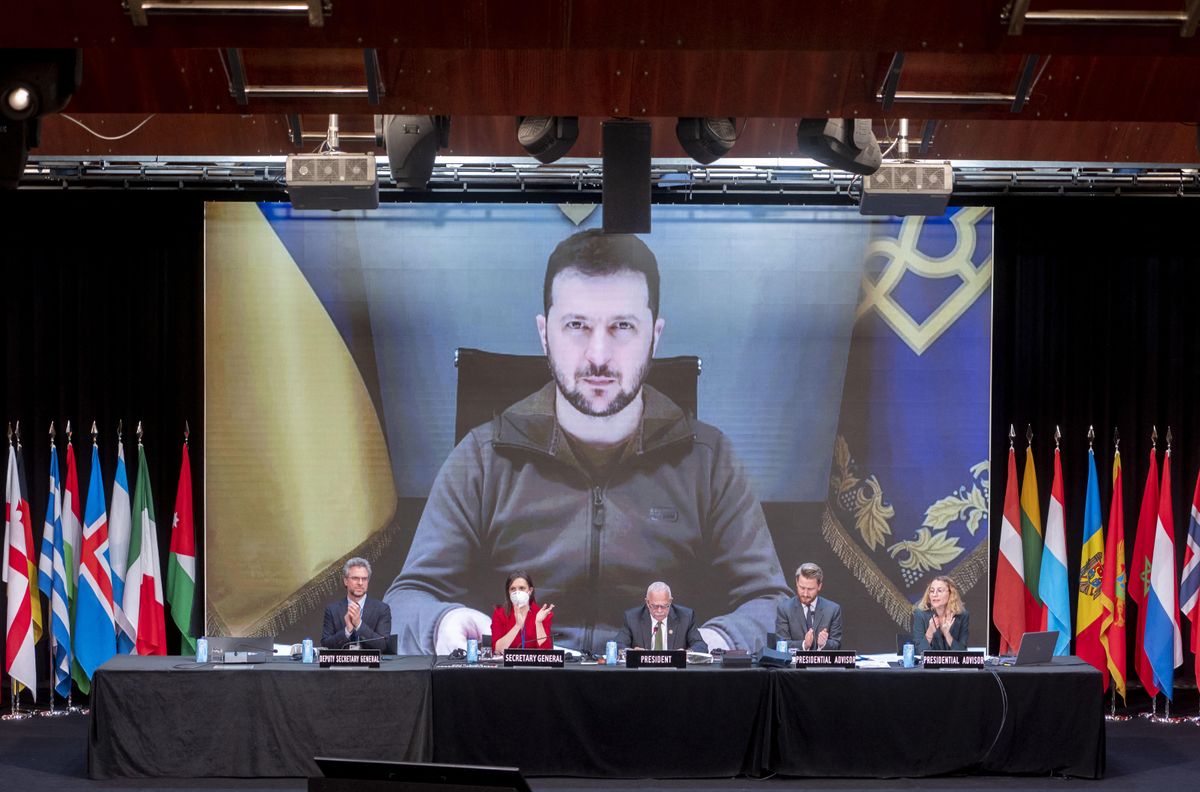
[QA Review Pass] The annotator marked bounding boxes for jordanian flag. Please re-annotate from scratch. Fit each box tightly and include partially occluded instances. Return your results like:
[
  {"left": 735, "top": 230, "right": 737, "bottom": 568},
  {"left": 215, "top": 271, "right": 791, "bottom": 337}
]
[
  {"left": 167, "top": 440, "right": 197, "bottom": 655},
  {"left": 126, "top": 439, "right": 166, "bottom": 655}
]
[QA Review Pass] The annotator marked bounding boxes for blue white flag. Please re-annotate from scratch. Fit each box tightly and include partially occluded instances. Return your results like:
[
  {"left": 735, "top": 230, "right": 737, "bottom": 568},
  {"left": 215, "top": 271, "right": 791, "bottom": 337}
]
[
  {"left": 1039, "top": 446, "right": 1072, "bottom": 655},
  {"left": 39, "top": 443, "right": 72, "bottom": 697}
]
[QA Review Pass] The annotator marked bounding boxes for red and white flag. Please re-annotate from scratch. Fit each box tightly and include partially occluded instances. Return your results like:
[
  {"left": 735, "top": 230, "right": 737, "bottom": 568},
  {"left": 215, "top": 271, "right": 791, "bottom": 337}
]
[{"left": 4, "top": 442, "right": 37, "bottom": 697}]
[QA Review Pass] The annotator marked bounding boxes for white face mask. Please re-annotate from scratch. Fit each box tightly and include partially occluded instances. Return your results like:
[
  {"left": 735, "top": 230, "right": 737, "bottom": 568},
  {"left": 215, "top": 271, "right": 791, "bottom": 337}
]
[{"left": 510, "top": 590, "right": 531, "bottom": 608}]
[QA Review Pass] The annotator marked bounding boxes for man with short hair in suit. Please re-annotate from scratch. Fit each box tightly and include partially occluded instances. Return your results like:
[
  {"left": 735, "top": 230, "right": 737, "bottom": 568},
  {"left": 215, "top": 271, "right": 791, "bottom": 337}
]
[
  {"left": 614, "top": 581, "right": 708, "bottom": 652},
  {"left": 775, "top": 562, "right": 843, "bottom": 650},
  {"left": 322, "top": 557, "right": 393, "bottom": 649}
]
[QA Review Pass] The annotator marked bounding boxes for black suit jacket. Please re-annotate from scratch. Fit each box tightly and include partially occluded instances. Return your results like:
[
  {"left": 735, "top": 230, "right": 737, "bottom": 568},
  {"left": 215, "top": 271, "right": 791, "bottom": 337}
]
[
  {"left": 774, "top": 595, "right": 843, "bottom": 650},
  {"left": 613, "top": 604, "right": 708, "bottom": 652},
  {"left": 322, "top": 597, "right": 393, "bottom": 649},
  {"left": 911, "top": 607, "right": 970, "bottom": 653}
]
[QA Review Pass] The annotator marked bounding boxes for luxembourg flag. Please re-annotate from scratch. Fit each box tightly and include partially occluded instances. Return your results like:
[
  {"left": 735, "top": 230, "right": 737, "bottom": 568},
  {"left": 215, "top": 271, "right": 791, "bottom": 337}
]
[
  {"left": 108, "top": 440, "right": 135, "bottom": 654},
  {"left": 1177, "top": 464, "right": 1200, "bottom": 690},
  {"left": 1039, "top": 445, "right": 1072, "bottom": 655},
  {"left": 1144, "top": 448, "right": 1183, "bottom": 699},
  {"left": 73, "top": 440, "right": 116, "bottom": 689}
]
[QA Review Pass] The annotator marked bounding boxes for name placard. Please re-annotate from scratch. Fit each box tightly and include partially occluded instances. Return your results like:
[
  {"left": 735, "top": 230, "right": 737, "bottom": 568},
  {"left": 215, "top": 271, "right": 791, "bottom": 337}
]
[
  {"left": 502, "top": 648, "right": 565, "bottom": 667},
  {"left": 317, "top": 649, "right": 381, "bottom": 668},
  {"left": 625, "top": 649, "right": 686, "bottom": 669},
  {"left": 922, "top": 650, "right": 986, "bottom": 668},
  {"left": 793, "top": 650, "right": 857, "bottom": 668}
]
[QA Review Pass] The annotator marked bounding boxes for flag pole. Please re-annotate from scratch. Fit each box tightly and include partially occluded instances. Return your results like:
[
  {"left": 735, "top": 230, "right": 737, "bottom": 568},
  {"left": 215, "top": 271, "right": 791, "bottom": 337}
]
[
  {"left": 63, "top": 420, "right": 85, "bottom": 715},
  {"left": 1104, "top": 428, "right": 1132, "bottom": 723},
  {"left": 3, "top": 429, "right": 33, "bottom": 719},
  {"left": 38, "top": 423, "right": 64, "bottom": 718}
]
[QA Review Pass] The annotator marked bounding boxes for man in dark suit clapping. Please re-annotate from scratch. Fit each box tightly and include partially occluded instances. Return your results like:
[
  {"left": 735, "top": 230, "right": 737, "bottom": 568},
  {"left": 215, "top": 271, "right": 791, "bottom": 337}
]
[
  {"left": 775, "top": 562, "right": 843, "bottom": 650},
  {"left": 322, "top": 557, "right": 393, "bottom": 649},
  {"left": 614, "top": 581, "right": 708, "bottom": 652}
]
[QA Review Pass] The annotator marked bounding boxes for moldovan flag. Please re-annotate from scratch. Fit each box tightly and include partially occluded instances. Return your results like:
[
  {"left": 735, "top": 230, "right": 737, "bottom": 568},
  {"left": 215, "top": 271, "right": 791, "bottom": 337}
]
[
  {"left": 1039, "top": 446, "right": 1072, "bottom": 655},
  {"left": 1100, "top": 448, "right": 1127, "bottom": 701},
  {"left": 73, "top": 441, "right": 116, "bottom": 691},
  {"left": 1144, "top": 449, "right": 1183, "bottom": 699},
  {"left": 167, "top": 441, "right": 197, "bottom": 655},
  {"left": 4, "top": 442, "right": 37, "bottom": 697},
  {"left": 993, "top": 445, "right": 1026, "bottom": 654},
  {"left": 39, "top": 442, "right": 74, "bottom": 698},
  {"left": 1020, "top": 444, "right": 1046, "bottom": 634},
  {"left": 1130, "top": 448, "right": 1160, "bottom": 698},
  {"left": 126, "top": 440, "right": 166, "bottom": 655},
  {"left": 1178, "top": 466, "right": 1200, "bottom": 690},
  {"left": 108, "top": 440, "right": 135, "bottom": 654},
  {"left": 1075, "top": 448, "right": 1107, "bottom": 681}
]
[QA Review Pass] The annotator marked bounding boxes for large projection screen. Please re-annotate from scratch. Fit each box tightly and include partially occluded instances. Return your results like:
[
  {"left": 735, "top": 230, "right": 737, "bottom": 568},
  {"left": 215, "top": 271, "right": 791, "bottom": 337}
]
[{"left": 204, "top": 201, "right": 993, "bottom": 654}]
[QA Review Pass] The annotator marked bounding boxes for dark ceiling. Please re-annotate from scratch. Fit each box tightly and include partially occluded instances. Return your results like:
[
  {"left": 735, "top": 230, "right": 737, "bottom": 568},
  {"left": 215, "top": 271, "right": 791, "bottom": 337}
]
[{"left": 8, "top": 0, "right": 1200, "bottom": 164}]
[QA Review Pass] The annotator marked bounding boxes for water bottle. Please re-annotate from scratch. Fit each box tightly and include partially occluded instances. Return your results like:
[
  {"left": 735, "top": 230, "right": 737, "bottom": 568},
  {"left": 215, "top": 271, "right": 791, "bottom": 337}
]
[
  {"left": 195, "top": 636, "right": 209, "bottom": 664},
  {"left": 902, "top": 642, "right": 915, "bottom": 668},
  {"left": 302, "top": 637, "right": 315, "bottom": 664},
  {"left": 466, "top": 638, "right": 479, "bottom": 664},
  {"left": 605, "top": 640, "right": 618, "bottom": 665},
  {"left": 775, "top": 639, "right": 789, "bottom": 654}
]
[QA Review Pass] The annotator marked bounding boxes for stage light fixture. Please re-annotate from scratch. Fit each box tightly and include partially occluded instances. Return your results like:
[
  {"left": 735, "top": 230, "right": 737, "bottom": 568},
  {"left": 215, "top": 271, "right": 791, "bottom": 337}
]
[
  {"left": 516, "top": 116, "right": 579, "bottom": 164},
  {"left": 675, "top": 117, "right": 737, "bottom": 164},
  {"left": 795, "top": 118, "right": 882, "bottom": 176},
  {"left": 1, "top": 49, "right": 81, "bottom": 188},
  {"left": 376, "top": 114, "right": 450, "bottom": 189}
]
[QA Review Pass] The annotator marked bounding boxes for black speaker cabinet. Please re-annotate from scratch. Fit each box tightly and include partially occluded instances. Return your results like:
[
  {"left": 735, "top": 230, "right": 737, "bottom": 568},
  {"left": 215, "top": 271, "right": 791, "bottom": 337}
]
[{"left": 602, "top": 120, "right": 652, "bottom": 234}]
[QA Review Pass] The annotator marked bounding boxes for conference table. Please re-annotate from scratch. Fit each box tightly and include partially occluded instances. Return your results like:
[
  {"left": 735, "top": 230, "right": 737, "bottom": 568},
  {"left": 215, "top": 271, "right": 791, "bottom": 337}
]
[{"left": 88, "top": 654, "right": 1104, "bottom": 780}]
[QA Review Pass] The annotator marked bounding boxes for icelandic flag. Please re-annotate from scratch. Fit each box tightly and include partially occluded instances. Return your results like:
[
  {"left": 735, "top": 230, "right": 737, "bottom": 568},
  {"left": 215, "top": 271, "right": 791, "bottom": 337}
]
[
  {"left": 108, "top": 440, "right": 135, "bottom": 653},
  {"left": 1144, "top": 449, "right": 1183, "bottom": 699},
  {"left": 40, "top": 443, "right": 73, "bottom": 697},
  {"left": 1038, "top": 446, "right": 1072, "bottom": 655},
  {"left": 73, "top": 441, "right": 116, "bottom": 689},
  {"left": 1178, "top": 464, "right": 1200, "bottom": 690}
]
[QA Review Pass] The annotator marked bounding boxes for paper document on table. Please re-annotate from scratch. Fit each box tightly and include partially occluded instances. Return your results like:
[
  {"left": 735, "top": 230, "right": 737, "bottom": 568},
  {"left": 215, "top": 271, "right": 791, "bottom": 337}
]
[{"left": 856, "top": 653, "right": 896, "bottom": 668}]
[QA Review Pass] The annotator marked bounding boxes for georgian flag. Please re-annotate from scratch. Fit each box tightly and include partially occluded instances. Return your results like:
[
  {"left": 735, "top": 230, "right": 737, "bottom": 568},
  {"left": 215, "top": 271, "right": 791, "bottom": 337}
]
[{"left": 4, "top": 442, "right": 37, "bottom": 697}]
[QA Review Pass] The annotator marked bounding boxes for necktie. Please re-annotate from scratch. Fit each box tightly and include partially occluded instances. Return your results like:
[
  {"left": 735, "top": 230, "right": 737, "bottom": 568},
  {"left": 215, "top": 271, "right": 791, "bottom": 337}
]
[{"left": 653, "top": 621, "right": 664, "bottom": 650}]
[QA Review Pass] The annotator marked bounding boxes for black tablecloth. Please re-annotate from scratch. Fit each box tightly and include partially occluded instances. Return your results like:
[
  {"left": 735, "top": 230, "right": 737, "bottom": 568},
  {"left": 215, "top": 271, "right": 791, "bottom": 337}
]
[
  {"left": 431, "top": 663, "right": 774, "bottom": 777},
  {"left": 770, "top": 657, "right": 1104, "bottom": 778},
  {"left": 88, "top": 654, "right": 434, "bottom": 779}
]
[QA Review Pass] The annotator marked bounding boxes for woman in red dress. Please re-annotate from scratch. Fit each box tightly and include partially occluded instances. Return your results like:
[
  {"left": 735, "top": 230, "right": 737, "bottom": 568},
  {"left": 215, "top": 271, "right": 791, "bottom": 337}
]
[{"left": 491, "top": 570, "right": 555, "bottom": 651}]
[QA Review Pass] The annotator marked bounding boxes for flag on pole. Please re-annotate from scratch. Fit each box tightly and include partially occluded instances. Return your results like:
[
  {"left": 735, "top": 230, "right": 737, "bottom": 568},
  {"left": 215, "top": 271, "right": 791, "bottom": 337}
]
[
  {"left": 13, "top": 440, "right": 43, "bottom": 646},
  {"left": 73, "top": 439, "right": 116, "bottom": 691},
  {"left": 1177, "top": 465, "right": 1200, "bottom": 691},
  {"left": 1076, "top": 446, "right": 1107, "bottom": 681},
  {"left": 4, "top": 440, "right": 37, "bottom": 698},
  {"left": 108, "top": 439, "right": 135, "bottom": 654},
  {"left": 39, "top": 439, "right": 73, "bottom": 698},
  {"left": 1100, "top": 446, "right": 1127, "bottom": 702},
  {"left": 1130, "top": 446, "right": 1160, "bottom": 698},
  {"left": 126, "top": 437, "right": 166, "bottom": 656},
  {"left": 1144, "top": 447, "right": 1183, "bottom": 699},
  {"left": 62, "top": 435, "right": 82, "bottom": 611},
  {"left": 993, "top": 444, "right": 1026, "bottom": 655},
  {"left": 167, "top": 440, "right": 197, "bottom": 655},
  {"left": 1039, "top": 444, "right": 1072, "bottom": 655},
  {"left": 1019, "top": 443, "right": 1045, "bottom": 634}
]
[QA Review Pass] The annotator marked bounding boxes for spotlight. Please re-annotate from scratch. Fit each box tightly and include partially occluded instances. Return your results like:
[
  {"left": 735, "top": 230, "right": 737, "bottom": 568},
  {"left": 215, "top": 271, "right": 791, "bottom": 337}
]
[
  {"left": 516, "top": 116, "right": 579, "bottom": 164},
  {"left": 1, "top": 49, "right": 82, "bottom": 188},
  {"left": 675, "top": 117, "right": 737, "bottom": 164},
  {"left": 375, "top": 114, "right": 450, "bottom": 189},
  {"left": 795, "top": 118, "right": 882, "bottom": 176}
]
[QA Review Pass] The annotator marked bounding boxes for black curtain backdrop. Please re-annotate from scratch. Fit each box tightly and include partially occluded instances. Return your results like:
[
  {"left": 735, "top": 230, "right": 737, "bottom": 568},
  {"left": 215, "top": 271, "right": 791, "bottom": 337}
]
[
  {"left": 0, "top": 191, "right": 205, "bottom": 685},
  {"left": 989, "top": 198, "right": 1200, "bottom": 686}
]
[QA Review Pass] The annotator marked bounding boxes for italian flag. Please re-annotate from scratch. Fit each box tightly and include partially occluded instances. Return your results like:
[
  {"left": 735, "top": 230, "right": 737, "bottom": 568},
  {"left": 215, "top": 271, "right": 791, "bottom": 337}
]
[
  {"left": 166, "top": 441, "right": 197, "bottom": 655},
  {"left": 125, "top": 441, "right": 166, "bottom": 655}
]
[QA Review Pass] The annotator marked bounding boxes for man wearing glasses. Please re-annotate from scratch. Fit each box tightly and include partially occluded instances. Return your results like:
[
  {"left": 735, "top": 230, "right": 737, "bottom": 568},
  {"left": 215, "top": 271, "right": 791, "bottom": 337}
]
[{"left": 613, "top": 581, "right": 708, "bottom": 652}]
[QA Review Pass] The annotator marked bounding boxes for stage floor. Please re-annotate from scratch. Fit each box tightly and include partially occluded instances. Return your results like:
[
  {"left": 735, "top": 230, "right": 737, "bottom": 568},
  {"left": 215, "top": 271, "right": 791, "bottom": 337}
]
[{"left": 1, "top": 695, "right": 1199, "bottom": 792}]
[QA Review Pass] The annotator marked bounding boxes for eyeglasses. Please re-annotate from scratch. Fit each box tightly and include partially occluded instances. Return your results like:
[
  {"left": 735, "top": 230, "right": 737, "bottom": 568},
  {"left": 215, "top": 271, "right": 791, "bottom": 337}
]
[{"left": 646, "top": 602, "right": 672, "bottom": 611}]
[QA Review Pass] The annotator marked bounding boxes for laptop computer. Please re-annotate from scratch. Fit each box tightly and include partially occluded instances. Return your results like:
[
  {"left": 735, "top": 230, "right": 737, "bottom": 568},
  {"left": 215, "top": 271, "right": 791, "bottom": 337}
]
[
  {"left": 1000, "top": 630, "right": 1058, "bottom": 666},
  {"left": 207, "top": 635, "right": 274, "bottom": 664}
]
